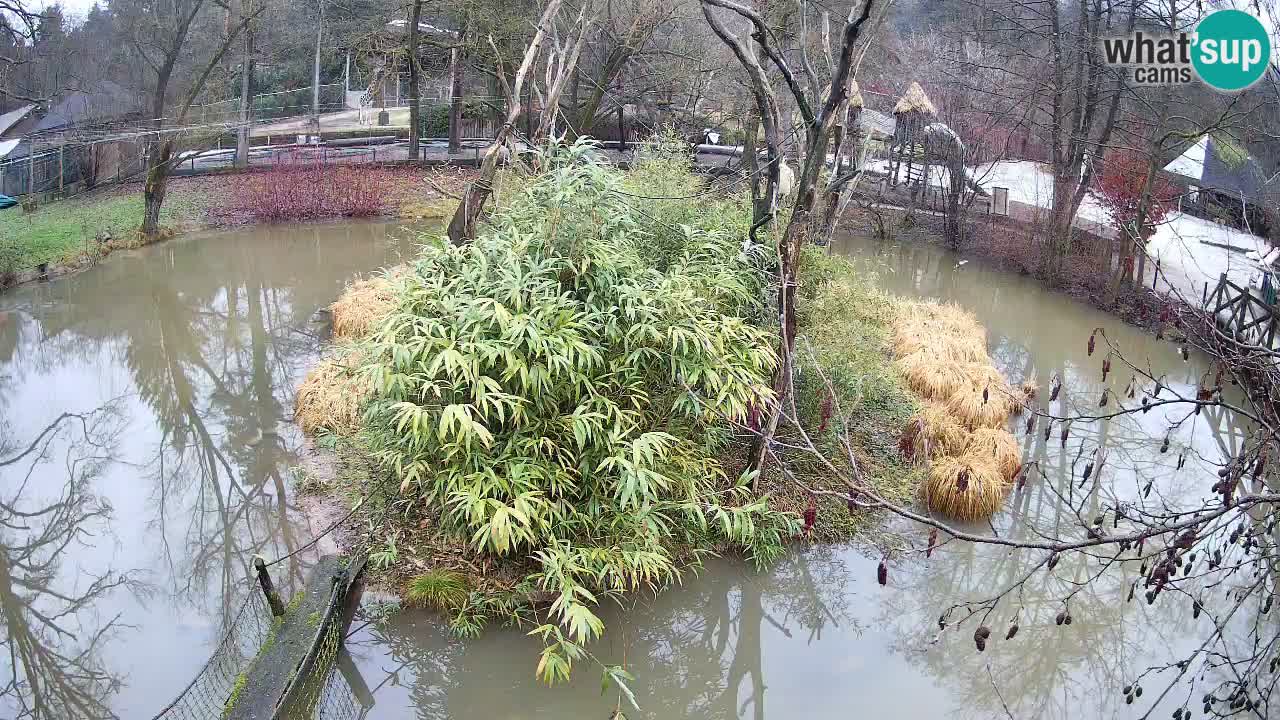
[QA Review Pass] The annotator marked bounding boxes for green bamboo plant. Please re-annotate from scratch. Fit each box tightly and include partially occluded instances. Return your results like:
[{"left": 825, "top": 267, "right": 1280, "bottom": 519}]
[{"left": 357, "top": 140, "right": 797, "bottom": 686}]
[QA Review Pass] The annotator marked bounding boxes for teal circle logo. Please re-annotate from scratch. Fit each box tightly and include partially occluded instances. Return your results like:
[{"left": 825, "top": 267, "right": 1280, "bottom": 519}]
[{"left": 1192, "top": 9, "right": 1272, "bottom": 92}]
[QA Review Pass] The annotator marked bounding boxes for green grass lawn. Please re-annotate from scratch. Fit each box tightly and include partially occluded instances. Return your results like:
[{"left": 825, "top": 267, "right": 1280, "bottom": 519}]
[{"left": 0, "top": 189, "right": 208, "bottom": 273}]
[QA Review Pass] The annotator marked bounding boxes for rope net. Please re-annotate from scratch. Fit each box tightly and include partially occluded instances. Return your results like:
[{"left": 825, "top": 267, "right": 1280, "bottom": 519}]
[
  {"left": 279, "top": 602, "right": 370, "bottom": 720},
  {"left": 150, "top": 560, "right": 372, "bottom": 720},
  {"left": 149, "top": 589, "right": 274, "bottom": 720}
]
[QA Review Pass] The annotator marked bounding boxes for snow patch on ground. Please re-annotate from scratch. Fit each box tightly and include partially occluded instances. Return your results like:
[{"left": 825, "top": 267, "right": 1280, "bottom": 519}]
[
  {"left": 868, "top": 157, "right": 1272, "bottom": 305},
  {"left": 1146, "top": 214, "right": 1270, "bottom": 302}
]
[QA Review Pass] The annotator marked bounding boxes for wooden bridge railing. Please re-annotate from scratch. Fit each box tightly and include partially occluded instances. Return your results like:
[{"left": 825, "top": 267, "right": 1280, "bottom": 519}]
[{"left": 1205, "top": 272, "right": 1280, "bottom": 348}]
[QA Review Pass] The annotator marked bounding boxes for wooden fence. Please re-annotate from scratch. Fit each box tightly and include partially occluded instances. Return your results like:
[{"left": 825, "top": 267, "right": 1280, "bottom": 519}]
[{"left": 1205, "top": 273, "right": 1280, "bottom": 348}]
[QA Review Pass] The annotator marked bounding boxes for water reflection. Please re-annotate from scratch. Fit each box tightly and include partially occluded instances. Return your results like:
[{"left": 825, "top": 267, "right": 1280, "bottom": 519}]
[
  {"left": 345, "top": 233, "right": 1247, "bottom": 720},
  {"left": 350, "top": 549, "right": 864, "bottom": 720},
  {"left": 0, "top": 403, "right": 129, "bottom": 720},
  {"left": 0, "top": 221, "right": 412, "bottom": 718}
]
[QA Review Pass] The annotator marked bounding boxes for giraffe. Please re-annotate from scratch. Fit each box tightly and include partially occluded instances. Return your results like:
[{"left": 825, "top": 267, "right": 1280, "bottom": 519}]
[{"left": 358, "top": 58, "right": 388, "bottom": 125}]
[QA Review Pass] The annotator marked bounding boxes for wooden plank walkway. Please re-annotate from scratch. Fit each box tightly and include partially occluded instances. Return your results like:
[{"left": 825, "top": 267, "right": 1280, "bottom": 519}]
[{"left": 225, "top": 555, "right": 367, "bottom": 720}]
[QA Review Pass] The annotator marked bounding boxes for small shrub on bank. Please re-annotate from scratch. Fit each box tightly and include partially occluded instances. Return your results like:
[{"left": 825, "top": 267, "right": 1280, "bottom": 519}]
[
  {"left": 226, "top": 164, "right": 393, "bottom": 223},
  {"left": 0, "top": 235, "right": 19, "bottom": 287}
]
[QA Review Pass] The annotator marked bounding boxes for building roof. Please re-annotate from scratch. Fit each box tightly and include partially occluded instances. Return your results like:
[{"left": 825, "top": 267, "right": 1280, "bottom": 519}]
[
  {"left": 30, "top": 81, "right": 139, "bottom": 134},
  {"left": 1163, "top": 135, "right": 1206, "bottom": 180},
  {"left": 0, "top": 105, "right": 35, "bottom": 137},
  {"left": 1164, "top": 134, "right": 1274, "bottom": 201},
  {"left": 861, "top": 109, "right": 895, "bottom": 140},
  {"left": 1202, "top": 137, "right": 1271, "bottom": 200},
  {"left": 0, "top": 138, "right": 19, "bottom": 159}
]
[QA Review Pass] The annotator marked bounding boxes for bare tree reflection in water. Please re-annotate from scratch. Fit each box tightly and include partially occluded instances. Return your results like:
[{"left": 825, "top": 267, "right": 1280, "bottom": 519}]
[
  {"left": 0, "top": 402, "right": 136, "bottom": 720},
  {"left": 0, "top": 222, "right": 411, "bottom": 717},
  {"left": 352, "top": 549, "right": 858, "bottom": 719}
]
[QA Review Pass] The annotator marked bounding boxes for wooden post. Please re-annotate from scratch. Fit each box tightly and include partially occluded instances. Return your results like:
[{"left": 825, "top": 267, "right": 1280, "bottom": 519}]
[
  {"left": 447, "top": 36, "right": 463, "bottom": 154},
  {"left": 616, "top": 104, "right": 625, "bottom": 151},
  {"left": 58, "top": 142, "right": 64, "bottom": 194},
  {"left": 524, "top": 81, "right": 533, "bottom": 140},
  {"left": 28, "top": 139, "right": 36, "bottom": 196},
  {"left": 254, "top": 556, "right": 287, "bottom": 616}
]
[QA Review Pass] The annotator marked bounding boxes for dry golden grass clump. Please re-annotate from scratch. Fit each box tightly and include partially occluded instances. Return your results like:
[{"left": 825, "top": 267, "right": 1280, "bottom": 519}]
[
  {"left": 903, "top": 400, "right": 971, "bottom": 458},
  {"left": 330, "top": 266, "right": 406, "bottom": 340},
  {"left": 924, "top": 455, "right": 1007, "bottom": 522},
  {"left": 298, "top": 266, "right": 408, "bottom": 436},
  {"left": 896, "top": 351, "right": 972, "bottom": 400},
  {"left": 295, "top": 350, "right": 372, "bottom": 436},
  {"left": 890, "top": 303, "right": 988, "bottom": 362},
  {"left": 946, "top": 382, "right": 1022, "bottom": 430},
  {"left": 963, "top": 428, "right": 1022, "bottom": 479},
  {"left": 890, "top": 300, "right": 1026, "bottom": 521}
]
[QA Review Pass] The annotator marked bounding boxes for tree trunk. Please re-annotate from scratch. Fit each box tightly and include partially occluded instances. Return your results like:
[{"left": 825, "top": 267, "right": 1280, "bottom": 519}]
[
  {"left": 407, "top": 0, "right": 422, "bottom": 160},
  {"left": 1135, "top": 241, "right": 1148, "bottom": 289},
  {"left": 142, "top": 139, "right": 174, "bottom": 237},
  {"left": 235, "top": 0, "right": 255, "bottom": 168},
  {"left": 1043, "top": 171, "right": 1076, "bottom": 278},
  {"left": 567, "top": 68, "right": 580, "bottom": 137},
  {"left": 446, "top": 0, "right": 563, "bottom": 245},
  {"left": 448, "top": 39, "right": 463, "bottom": 154},
  {"left": 743, "top": 109, "right": 759, "bottom": 199},
  {"left": 943, "top": 158, "right": 966, "bottom": 249}
]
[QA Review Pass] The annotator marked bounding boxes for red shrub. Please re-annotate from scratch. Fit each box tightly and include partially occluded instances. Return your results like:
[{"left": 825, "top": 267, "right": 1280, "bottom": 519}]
[
  {"left": 1096, "top": 151, "right": 1179, "bottom": 235},
  {"left": 223, "top": 162, "right": 393, "bottom": 223}
]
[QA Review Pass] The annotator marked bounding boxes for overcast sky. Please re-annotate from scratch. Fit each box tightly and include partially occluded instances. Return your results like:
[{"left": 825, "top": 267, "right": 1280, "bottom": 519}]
[{"left": 37, "top": 0, "right": 101, "bottom": 23}]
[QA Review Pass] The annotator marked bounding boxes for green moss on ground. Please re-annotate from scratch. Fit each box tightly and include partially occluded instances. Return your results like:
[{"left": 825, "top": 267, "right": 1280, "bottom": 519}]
[
  {"left": 763, "top": 247, "right": 924, "bottom": 542},
  {"left": 0, "top": 189, "right": 209, "bottom": 274}
]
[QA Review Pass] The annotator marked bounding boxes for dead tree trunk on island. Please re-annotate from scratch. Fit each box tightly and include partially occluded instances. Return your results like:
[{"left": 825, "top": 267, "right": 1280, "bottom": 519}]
[{"left": 446, "top": 0, "right": 568, "bottom": 245}]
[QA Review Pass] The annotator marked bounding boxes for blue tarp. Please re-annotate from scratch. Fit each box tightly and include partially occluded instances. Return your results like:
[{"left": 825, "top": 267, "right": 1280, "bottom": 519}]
[{"left": 0, "top": 194, "right": 16, "bottom": 209}]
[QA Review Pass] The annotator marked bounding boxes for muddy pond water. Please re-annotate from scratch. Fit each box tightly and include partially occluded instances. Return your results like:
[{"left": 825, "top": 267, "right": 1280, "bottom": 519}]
[{"left": 0, "top": 223, "right": 1247, "bottom": 719}]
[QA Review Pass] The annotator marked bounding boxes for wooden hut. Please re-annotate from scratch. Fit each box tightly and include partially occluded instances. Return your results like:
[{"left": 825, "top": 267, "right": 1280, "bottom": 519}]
[
  {"left": 845, "top": 78, "right": 865, "bottom": 170},
  {"left": 888, "top": 81, "right": 937, "bottom": 188}
]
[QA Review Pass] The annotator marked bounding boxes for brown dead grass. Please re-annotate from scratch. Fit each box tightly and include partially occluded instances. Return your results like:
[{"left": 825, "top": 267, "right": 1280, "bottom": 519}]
[
  {"left": 890, "top": 303, "right": 989, "bottom": 362},
  {"left": 295, "top": 349, "right": 372, "bottom": 436},
  {"left": 896, "top": 351, "right": 972, "bottom": 400},
  {"left": 962, "top": 428, "right": 1022, "bottom": 479},
  {"left": 924, "top": 455, "right": 1007, "bottom": 522},
  {"left": 331, "top": 266, "right": 406, "bottom": 340},
  {"left": 909, "top": 400, "right": 972, "bottom": 457}
]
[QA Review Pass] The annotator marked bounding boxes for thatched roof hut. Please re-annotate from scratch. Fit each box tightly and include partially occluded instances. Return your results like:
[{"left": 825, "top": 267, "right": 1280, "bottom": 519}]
[
  {"left": 890, "top": 81, "right": 938, "bottom": 173},
  {"left": 848, "top": 78, "right": 865, "bottom": 109},
  {"left": 893, "top": 81, "right": 937, "bottom": 117}
]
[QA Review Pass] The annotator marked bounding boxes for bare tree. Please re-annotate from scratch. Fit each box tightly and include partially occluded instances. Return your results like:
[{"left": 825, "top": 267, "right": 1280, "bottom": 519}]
[
  {"left": 117, "top": 0, "right": 261, "bottom": 237},
  {"left": 445, "top": 0, "right": 567, "bottom": 245},
  {"left": 700, "top": 0, "right": 884, "bottom": 474},
  {"left": 534, "top": 3, "right": 592, "bottom": 141},
  {"left": 0, "top": 1, "right": 57, "bottom": 105},
  {"left": 990, "top": 0, "right": 1131, "bottom": 276}
]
